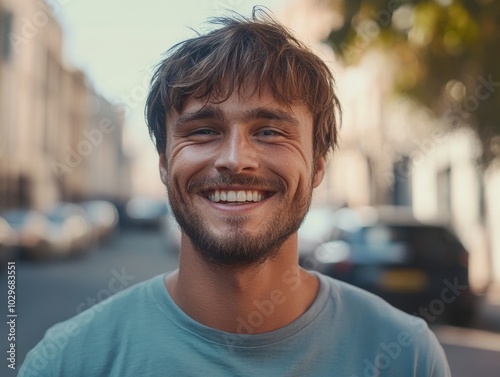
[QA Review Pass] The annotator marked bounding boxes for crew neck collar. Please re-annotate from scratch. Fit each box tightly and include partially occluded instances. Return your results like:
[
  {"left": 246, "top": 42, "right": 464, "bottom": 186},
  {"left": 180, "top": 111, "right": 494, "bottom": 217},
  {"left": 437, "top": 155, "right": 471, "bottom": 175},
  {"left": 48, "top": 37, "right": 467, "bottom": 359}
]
[{"left": 151, "top": 270, "right": 331, "bottom": 348}]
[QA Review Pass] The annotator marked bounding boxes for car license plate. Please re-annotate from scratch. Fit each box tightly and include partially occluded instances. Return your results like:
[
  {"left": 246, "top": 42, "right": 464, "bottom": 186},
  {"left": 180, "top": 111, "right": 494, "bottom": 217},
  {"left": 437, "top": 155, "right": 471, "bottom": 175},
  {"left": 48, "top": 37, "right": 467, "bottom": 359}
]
[{"left": 378, "top": 269, "right": 429, "bottom": 292}]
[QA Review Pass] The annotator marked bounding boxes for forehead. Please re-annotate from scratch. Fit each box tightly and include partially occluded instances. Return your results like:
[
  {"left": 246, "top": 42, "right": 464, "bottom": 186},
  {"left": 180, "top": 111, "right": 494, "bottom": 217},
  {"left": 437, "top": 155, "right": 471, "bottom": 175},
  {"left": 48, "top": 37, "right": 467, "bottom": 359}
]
[{"left": 168, "top": 86, "right": 312, "bottom": 126}]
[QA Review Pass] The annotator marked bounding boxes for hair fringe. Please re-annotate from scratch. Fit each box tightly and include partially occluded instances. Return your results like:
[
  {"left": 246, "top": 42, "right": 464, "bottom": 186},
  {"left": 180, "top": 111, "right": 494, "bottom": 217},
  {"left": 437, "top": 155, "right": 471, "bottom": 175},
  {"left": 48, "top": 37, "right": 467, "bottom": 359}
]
[{"left": 145, "top": 7, "right": 342, "bottom": 159}]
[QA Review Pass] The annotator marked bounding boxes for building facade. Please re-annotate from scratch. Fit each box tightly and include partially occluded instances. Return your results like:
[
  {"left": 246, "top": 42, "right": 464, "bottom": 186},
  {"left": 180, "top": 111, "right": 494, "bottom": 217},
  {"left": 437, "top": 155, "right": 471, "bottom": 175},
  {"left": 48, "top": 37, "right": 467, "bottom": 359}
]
[{"left": 0, "top": 0, "right": 130, "bottom": 211}]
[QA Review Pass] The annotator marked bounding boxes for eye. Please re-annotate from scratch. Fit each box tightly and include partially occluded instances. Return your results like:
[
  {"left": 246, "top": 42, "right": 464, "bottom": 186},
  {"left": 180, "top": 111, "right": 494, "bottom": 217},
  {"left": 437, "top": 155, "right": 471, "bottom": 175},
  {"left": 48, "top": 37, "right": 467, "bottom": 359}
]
[
  {"left": 185, "top": 128, "right": 220, "bottom": 142},
  {"left": 256, "top": 129, "right": 282, "bottom": 137},
  {"left": 191, "top": 129, "right": 218, "bottom": 136},
  {"left": 261, "top": 130, "right": 277, "bottom": 136},
  {"left": 186, "top": 128, "right": 221, "bottom": 139}
]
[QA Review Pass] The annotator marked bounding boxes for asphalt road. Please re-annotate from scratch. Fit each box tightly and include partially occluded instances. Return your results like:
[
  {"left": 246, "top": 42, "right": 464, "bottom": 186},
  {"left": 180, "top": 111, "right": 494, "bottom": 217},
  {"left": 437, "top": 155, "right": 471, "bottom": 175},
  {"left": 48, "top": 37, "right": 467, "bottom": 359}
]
[{"left": 1, "top": 228, "right": 500, "bottom": 376}]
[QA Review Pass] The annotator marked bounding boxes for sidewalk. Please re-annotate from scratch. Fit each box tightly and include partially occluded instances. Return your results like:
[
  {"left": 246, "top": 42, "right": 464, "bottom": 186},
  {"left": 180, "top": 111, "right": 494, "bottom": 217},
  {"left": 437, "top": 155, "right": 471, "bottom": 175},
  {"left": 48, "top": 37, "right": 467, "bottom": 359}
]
[{"left": 474, "top": 283, "right": 500, "bottom": 333}]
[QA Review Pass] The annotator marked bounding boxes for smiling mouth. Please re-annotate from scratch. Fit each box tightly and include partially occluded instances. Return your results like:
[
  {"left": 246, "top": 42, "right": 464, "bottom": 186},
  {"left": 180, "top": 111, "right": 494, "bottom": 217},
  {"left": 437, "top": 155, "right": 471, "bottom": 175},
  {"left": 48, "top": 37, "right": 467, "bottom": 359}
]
[{"left": 205, "top": 189, "right": 271, "bottom": 203}]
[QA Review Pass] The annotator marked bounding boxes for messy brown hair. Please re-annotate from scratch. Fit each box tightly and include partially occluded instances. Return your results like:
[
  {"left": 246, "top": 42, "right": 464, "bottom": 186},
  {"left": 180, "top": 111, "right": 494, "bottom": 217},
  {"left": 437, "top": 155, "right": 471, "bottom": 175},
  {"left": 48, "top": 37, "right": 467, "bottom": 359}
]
[{"left": 145, "top": 8, "right": 341, "bottom": 160}]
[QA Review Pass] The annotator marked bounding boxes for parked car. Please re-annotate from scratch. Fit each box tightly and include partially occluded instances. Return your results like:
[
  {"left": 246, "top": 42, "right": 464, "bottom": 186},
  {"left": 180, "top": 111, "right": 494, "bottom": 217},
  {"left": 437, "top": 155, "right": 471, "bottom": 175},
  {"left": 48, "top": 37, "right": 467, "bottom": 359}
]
[
  {"left": 43, "top": 203, "right": 93, "bottom": 256},
  {"left": 298, "top": 206, "right": 476, "bottom": 326},
  {"left": 125, "top": 197, "right": 170, "bottom": 229},
  {"left": 1, "top": 209, "right": 52, "bottom": 259},
  {"left": 81, "top": 200, "right": 119, "bottom": 244}
]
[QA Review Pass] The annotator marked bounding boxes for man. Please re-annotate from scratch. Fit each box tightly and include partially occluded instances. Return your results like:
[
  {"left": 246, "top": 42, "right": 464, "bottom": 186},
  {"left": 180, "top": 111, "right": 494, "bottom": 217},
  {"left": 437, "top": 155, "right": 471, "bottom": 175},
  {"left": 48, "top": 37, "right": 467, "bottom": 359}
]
[{"left": 19, "top": 11, "right": 450, "bottom": 377}]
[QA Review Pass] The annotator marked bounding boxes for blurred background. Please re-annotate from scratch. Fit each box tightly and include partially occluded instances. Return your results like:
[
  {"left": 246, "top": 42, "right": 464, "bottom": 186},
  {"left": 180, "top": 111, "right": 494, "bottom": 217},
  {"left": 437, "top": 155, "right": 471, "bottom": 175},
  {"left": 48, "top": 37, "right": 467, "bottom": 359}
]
[{"left": 0, "top": 0, "right": 499, "bottom": 376}]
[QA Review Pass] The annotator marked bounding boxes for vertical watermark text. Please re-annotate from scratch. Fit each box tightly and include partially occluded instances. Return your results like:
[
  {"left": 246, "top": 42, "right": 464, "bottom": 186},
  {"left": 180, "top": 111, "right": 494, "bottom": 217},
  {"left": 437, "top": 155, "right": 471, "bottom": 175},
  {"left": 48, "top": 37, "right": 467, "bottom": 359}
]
[{"left": 6, "top": 261, "right": 17, "bottom": 370}]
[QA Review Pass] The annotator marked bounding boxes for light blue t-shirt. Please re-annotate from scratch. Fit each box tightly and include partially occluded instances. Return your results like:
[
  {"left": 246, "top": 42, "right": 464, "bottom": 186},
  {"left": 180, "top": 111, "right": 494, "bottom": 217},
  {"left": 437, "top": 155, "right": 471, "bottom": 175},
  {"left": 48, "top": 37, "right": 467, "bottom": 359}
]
[{"left": 19, "top": 272, "right": 450, "bottom": 377}]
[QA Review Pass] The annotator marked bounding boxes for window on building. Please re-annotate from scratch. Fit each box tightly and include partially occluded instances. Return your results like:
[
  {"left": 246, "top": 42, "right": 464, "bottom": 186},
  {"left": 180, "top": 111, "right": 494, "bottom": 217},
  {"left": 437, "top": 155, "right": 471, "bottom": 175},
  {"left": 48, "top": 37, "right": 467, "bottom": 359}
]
[
  {"left": 437, "top": 167, "right": 452, "bottom": 220},
  {"left": 392, "top": 156, "right": 412, "bottom": 207},
  {"left": 0, "top": 10, "right": 13, "bottom": 61}
]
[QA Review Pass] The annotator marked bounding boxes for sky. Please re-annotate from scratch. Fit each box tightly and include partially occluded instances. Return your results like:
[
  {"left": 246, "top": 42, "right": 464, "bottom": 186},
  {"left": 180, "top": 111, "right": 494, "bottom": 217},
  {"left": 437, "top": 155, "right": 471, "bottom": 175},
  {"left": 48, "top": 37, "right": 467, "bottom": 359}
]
[{"left": 55, "top": 0, "right": 288, "bottom": 137}]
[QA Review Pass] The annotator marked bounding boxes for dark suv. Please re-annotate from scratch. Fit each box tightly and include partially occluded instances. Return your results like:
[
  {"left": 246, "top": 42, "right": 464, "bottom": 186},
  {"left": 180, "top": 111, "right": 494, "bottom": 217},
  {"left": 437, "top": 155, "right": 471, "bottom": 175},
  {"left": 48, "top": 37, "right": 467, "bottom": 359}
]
[{"left": 298, "top": 206, "right": 476, "bottom": 326}]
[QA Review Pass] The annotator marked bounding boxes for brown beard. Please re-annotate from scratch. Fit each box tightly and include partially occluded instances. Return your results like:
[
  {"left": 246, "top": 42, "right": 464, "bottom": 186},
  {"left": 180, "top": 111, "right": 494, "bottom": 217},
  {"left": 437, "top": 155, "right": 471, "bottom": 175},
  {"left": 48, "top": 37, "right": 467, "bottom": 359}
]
[{"left": 166, "top": 173, "right": 313, "bottom": 267}]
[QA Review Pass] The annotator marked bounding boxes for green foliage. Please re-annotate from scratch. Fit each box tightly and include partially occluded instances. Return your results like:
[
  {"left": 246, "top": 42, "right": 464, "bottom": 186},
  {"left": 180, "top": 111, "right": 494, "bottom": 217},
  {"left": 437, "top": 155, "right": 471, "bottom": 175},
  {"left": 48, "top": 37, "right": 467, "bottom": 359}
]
[{"left": 326, "top": 0, "right": 500, "bottom": 165}]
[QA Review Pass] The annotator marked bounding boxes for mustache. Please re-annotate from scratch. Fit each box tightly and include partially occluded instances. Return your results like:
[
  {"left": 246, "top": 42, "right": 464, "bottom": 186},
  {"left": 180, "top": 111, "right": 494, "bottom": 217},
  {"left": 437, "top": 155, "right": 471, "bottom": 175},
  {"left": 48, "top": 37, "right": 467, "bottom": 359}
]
[{"left": 186, "top": 174, "right": 287, "bottom": 193}]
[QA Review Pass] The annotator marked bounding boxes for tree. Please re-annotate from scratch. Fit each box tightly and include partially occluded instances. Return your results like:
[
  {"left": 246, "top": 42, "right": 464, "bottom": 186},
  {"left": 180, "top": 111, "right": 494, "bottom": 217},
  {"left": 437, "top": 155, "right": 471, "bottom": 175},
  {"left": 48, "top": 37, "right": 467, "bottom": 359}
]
[{"left": 326, "top": 0, "right": 500, "bottom": 165}]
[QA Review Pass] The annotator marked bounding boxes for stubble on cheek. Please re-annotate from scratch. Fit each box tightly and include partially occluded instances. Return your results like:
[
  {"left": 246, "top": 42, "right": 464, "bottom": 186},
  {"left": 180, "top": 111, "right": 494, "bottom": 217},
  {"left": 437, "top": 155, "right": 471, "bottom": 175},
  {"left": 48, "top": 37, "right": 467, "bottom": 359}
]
[{"left": 162, "top": 155, "right": 316, "bottom": 267}]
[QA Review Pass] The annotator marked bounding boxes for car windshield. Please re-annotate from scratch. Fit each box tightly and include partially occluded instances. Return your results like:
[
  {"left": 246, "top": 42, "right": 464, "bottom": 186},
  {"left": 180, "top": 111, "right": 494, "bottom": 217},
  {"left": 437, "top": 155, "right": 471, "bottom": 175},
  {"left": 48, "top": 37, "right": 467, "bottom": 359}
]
[
  {"left": 347, "top": 225, "right": 462, "bottom": 264},
  {"left": 45, "top": 211, "right": 66, "bottom": 223},
  {"left": 2, "top": 211, "right": 29, "bottom": 228}
]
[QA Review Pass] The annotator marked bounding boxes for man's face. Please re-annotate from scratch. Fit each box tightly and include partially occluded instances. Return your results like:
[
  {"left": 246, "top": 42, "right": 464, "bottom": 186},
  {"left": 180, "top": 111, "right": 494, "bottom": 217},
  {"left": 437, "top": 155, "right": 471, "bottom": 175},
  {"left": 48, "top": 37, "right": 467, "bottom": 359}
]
[{"left": 159, "top": 88, "right": 325, "bottom": 266}]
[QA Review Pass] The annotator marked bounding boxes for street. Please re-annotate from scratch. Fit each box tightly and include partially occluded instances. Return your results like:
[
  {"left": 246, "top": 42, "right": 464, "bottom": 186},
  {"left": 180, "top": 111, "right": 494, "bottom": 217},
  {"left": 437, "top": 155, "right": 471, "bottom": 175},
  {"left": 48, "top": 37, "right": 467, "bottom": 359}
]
[{"left": 1, "top": 228, "right": 500, "bottom": 376}]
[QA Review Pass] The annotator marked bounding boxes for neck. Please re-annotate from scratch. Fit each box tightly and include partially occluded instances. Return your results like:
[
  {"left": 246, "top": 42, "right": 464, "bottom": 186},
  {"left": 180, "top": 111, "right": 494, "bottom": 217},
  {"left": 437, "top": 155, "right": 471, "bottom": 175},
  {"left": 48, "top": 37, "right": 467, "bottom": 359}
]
[{"left": 166, "top": 233, "right": 319, "bottom": 334}]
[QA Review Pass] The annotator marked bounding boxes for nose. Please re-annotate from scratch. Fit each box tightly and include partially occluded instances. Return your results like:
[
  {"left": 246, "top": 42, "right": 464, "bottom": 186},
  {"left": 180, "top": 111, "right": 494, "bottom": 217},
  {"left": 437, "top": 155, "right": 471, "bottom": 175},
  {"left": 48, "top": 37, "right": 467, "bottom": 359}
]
[{"left": 214, "top": 129, "right": 259, "bottom": 173}]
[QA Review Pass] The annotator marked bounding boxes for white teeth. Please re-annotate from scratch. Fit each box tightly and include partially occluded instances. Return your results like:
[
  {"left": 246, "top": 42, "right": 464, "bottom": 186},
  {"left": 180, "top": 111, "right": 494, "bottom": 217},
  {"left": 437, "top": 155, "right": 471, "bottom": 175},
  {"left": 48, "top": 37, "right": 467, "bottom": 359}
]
[
  {"left": 227, "top": 191, "right": 237, "bottom": 201},
  {"left": 208, "top": 190, "right": 266, "bottom": 203}
]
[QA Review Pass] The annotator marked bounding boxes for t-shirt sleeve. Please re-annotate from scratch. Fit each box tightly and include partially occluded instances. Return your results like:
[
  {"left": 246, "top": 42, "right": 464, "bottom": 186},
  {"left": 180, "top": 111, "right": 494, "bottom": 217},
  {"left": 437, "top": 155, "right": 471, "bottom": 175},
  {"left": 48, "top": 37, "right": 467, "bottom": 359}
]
[
  {"left": 406, "top": 315, "right": 451, "bottom": 377},
  {"left": 424, "top": 328, "right": 452, "bottom": 377},
  {"left": 17, "top": 336, "right": 57, "bottom": 377},
  {"left": 17, "top": 313, "right": 89, "bottom": 377}
]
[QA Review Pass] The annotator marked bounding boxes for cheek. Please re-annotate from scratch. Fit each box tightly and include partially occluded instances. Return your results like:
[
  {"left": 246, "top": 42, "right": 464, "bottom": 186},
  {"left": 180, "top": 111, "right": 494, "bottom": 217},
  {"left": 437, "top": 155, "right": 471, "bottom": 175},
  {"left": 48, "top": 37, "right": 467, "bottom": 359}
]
[
  {"left": 272, "top": 145, "right": 314, "bottom": 179},
  {"left": 267, "top": 155, "right": 311, "bottom": 195},
  {"left": 168, "top": 146, "right": 213, "bottom": 181}
]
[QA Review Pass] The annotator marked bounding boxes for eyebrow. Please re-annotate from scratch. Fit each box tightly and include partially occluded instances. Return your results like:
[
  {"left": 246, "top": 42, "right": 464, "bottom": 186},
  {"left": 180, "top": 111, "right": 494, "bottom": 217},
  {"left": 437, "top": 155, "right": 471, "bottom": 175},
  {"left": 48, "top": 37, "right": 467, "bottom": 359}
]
[
  {"left": 172, "top": 106, "right": 225, "bottom": 129},
  {"left": 172, "top": 105, "right": 300, "bottom": 129},
  {"left": 240, "top": 108, "right": 300, "bottom": 126}
]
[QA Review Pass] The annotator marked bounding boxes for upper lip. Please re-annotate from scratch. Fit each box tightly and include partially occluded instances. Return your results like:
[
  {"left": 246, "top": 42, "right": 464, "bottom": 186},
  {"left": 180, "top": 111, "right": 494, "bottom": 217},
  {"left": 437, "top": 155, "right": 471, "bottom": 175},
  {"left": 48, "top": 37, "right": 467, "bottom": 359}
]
[{"left": 201, "top": 185, "right": 272, "bottom": 193}]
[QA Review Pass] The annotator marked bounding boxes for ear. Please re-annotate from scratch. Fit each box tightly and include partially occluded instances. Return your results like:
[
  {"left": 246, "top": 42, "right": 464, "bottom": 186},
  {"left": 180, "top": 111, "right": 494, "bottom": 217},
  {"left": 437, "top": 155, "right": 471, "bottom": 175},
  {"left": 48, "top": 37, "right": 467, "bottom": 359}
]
[
  {"left": 312, "top": 156, "right": 326, "bottom": 188},
  {"left": 159, "top": 152, "right": 168, "bottom": 186}
]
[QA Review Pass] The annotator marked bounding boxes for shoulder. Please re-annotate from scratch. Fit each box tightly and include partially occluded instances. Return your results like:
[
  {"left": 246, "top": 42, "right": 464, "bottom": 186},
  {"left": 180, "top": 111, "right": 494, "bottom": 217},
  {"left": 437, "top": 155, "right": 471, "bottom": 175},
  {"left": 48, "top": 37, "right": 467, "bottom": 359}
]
[
  {"left": 18, "top": 274, "right": 164, "bottom": 377},
  {"left": 316, "top": 273, "right": 451, "bottom": 376},
  {"left": 59, "top": 272, "right": 161, "bottom": 332},
  {"left": 318, "top": 272, "right": 428, "bottom": 331}
]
